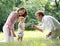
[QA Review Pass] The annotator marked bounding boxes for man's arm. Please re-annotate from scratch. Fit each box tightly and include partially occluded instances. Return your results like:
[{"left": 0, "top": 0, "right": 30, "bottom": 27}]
[{"left": 32, "top": 24, "right": 43, "bottom": 32}]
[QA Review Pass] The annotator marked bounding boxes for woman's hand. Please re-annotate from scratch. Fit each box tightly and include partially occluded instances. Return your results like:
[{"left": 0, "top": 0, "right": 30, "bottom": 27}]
[
  {"left": 8, "top": 27, "right": 11, "bottom": 36},
  {"left": 13, "top": 33, "right": 16, "bottom": 37},
  {"left": 8, "top": 29, "right": 11, "bottom": 36}
]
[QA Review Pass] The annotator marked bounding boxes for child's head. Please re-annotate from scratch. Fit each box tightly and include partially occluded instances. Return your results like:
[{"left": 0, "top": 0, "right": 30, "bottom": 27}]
[{"left": 18, "top": 16, "right": 25, "bottom": 23}]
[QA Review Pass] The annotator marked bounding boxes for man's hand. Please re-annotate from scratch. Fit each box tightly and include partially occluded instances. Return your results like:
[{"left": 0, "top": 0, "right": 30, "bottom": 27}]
[
  {"left": 32, "top": 24, "right": 43, "bottom": 32},
  {"left": 46, "top": 32, "right": 51, "bottom": 38}
]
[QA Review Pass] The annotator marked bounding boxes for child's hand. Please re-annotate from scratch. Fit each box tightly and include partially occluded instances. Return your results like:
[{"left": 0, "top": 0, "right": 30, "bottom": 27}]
[
  {"left": 26, "top": 23, "right": 31, "bottom": 26},
  {"left": 32, "top": 24, "right": 36, "bottom": 28}
]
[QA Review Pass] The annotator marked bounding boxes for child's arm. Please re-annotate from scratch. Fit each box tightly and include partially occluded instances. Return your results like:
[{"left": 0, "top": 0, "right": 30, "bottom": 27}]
[
  {"left": 25, "top": 23, "right": 31, "bottom": 27},
  {"left": 18, "top": 24, "right": 24, "bottom": 30},
  {"left": 46, "top": 32, "right": 52, "bottom": 38}
]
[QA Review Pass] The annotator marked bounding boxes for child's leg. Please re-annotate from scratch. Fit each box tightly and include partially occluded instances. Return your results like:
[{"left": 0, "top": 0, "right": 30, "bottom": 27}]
[
  {"left": 20, "top": 34, "right": 23, "bottom": 41},
  {"left": 21, "top": 37, "right": 23, "bottom": 41},
  {"left": 18, "top": 37, "right": 22, "bottom": 41},
  {"left": 18, "top": 37, "right": 23, "bottom": 41},
  {"left": 18, "top": 36, "right": 20, "bottom": 41}
]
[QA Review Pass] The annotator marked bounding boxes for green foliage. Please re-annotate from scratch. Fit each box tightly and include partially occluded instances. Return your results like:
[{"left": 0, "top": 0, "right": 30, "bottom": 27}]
[
  {"left": 0, "top": 0, "right": 15, "bottom": 31},
  {"left": 45, "top": 0, "right": 60, "bottom": 21},
  {"left": 0, "top": 31, "right": 60, "bottom": 46},
  {"left": 0, "top": 0, "right": 60, "bottom": 31}
]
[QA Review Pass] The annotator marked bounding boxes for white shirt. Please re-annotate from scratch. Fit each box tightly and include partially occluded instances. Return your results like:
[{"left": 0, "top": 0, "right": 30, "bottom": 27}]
[
  {"left": 40, "top": 16, "right": 60, "bottom": 32},
  {"left": 18, "top": 22, "right": 25, "bottom": 33}
]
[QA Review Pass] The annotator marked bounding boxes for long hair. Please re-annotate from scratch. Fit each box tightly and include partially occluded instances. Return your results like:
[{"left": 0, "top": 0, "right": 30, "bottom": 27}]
[{"left": 17, "top": 7, "right": 27, "bottom": 18}]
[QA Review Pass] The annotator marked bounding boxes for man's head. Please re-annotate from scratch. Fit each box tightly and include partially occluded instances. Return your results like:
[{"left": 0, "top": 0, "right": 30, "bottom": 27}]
[
  {"left": 35, "top": 10, "right": 44, "bottom": 21},
  {"left": 17, "top": 7, "right": 27, "bottom": 17}
]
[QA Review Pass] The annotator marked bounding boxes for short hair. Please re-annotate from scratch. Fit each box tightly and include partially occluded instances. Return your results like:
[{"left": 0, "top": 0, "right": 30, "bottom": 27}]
[
  {"left": 17, "top": 7, "right": 27, "bottom": 18},
  {"left": 35, "top": 10, "right": 44, "bottom": 17}
]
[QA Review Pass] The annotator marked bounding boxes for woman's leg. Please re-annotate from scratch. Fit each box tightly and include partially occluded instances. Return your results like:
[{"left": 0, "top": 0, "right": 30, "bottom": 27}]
[
  {"left": 3, "top": 25, "right": 10, "bottom": 42},
  {"left": 10, "top": 30, "right": 14, "bottom": 42}
]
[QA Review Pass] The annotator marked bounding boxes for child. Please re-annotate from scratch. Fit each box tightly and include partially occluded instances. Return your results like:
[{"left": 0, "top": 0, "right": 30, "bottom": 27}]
[{"left": 17, "top": 16, "right": 25, "bottom": 41}]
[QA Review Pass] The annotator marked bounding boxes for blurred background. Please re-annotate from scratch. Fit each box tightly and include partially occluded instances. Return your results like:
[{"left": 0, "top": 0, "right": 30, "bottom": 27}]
[{"left": 0, "top": 0, "right": 60, "bottom": 31}]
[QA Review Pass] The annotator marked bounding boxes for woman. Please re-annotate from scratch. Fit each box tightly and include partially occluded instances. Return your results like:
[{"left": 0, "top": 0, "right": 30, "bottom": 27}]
[{"left": 3, "top": 7, "right": 27, "bottom": 42}]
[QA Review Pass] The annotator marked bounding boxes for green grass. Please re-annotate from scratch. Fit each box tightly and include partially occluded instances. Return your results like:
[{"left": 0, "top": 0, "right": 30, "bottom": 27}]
[{"left": 0, "top": 30, "right": 60, "bottom": 46}]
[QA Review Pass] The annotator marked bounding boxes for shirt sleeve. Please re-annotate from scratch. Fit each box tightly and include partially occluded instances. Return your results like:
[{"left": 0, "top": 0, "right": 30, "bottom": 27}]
[{"left": 40, "top": 23, "right": 45, "bottom": 31}]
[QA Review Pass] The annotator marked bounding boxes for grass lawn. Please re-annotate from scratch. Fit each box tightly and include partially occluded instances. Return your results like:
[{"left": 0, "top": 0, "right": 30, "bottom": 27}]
[{"left": 0, "top": 30, "right": 60, "bottom": 46}]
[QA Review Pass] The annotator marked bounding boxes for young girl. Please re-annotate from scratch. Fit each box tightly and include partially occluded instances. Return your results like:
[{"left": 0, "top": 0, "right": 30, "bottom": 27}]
[{"left": 17, "top": 16, "right": 25, "bottom": 41}]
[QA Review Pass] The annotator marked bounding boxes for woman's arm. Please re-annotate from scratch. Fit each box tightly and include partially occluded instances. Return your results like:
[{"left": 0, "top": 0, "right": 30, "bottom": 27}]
[{"left": 7, "top": 27, "right": 11, "bottom": 36}]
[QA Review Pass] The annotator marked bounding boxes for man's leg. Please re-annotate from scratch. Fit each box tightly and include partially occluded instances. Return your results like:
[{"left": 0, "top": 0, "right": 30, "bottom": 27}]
[
  {"left": 51, "top": 30, "right": 58, "bottom": 39},
  {"left": 57, "top": 29, "right": 60, "bottom": 39}
]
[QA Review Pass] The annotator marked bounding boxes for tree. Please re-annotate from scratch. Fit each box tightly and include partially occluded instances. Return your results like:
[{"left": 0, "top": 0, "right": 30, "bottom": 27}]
[{"left": 45, "top": 0, "right": 60, "bottom": 21}]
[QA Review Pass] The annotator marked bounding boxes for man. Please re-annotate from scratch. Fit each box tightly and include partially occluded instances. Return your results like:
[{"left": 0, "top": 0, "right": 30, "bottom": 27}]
[{"left": 32, "top": 10, "right": 60, "bottom": 39}]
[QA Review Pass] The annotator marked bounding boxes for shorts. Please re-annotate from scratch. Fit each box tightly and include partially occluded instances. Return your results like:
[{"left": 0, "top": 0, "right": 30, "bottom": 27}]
[{"left": 17, "top": 30, "right": 24, "bottom": 37}]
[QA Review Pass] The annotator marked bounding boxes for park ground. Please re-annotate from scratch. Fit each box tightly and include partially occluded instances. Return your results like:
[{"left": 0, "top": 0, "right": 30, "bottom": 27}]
[{"left": 0, "top": 30, "right": 60, "bottom": 46}]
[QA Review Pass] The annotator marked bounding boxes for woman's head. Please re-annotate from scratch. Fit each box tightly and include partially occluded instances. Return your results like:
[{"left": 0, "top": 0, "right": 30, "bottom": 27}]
[
  {"left": 17, "top": 7, "right": 27, "bottom": 17},
  {"left": 35, "top": 10, "right": 44, "bottom": 21}
]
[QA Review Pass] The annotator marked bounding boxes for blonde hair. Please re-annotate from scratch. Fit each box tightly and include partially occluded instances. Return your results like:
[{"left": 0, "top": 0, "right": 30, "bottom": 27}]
[{"left": 18, "top": 16, "right": 25, "bottom": 22}]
